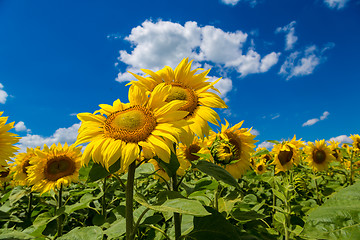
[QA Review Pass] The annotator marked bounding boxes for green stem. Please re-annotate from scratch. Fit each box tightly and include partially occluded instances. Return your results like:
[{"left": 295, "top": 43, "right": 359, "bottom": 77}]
[
  {"left": 27, "top": 192, "right": 33, "bottom": 220},
  {"left": 131, "top": 208, "right": 150, "bottom": 239},
  {"left": 314, "top": 176, "right": 321, "bottom": 205},
  {"left": 126, "top": 161, "right": 136, "bottom": 240},
  {"left": 214, "top": 181, "right": 220, "bottom": 211},
  {"left": 57, "top": 184, "right": 63, "bottom": 237},
  {"left": 148, "top": 225, "right": 171, "bottom": 240},
  {"left": 171, "top": 174, "right": 181, "bottom": 240},
  {"left": 102, "top": 177, "right": 107, "bottom": 219}
]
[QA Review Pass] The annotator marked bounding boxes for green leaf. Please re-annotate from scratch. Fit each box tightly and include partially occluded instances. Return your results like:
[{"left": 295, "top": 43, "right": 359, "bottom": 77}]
[
  {"left": 187, "top": 206, "right": 259, "bottom": 240},
  {"left": 104, "top": 218, "right": 126, "bottom": 239},
  {"left": 58, "top": 226, "right": 103, "bottom": 240},
  {"left": 274, "top": 212, "right": 286, "bottom": 225},
  {"left": 231, "top": 209, "right": 267, "bottom": 222},
  {"left": 87, "top": 160, "right": 120, "bottom": 182},
  {"left": 134, "top": 192, "right": 210, "bottom": 216},
  {"left": 0, "top": 229, "right": 35, "bottom": 239},
  {"left": 156, "top": 150, "right": 180, "bottom": 177},
  {"left": 266, "top": 140, "right": 279, "bottom": 144},
  {"left": 192, "top": 160, "right": 241, "bottom": 190},
  {"left": 252, "top": 149, "right": 270, "bottom": 158},
  {"left": 272, "top": 189, "right": 286, "bottom": 203},
  {"left": 9, "top": 186, "right": 27, "bottom": 206},
  {"left": 302, "top": 181, "right": 360, "bottom": 240},
  {"left": 65, "top": 192, "right": 103, "bottom": 214}
]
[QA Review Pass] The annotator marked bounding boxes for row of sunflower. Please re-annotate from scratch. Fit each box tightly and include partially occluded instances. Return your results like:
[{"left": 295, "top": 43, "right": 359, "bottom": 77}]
[{"left": 0, "top": 58, "right": 360, "bottom": 239}]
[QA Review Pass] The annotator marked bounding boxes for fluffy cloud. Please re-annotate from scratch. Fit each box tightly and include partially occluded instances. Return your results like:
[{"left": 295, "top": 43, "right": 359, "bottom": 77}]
[
  {"left": 275, "top": 21, "right": 298, "bottom": 50},
  {"left": 0, "top": 83, "right": 8, "bottom": 104},
  {"left": 279, "top": 43, "right": 335, "bottom": 80},
  {"left": 302, "top": 111, "right": 330, "bottom": 127},
  {"left": 257, "top": 141, "right": 275, "bottom": 150},
  {"left": 328, "top": 135, "right": 352, "bottom": 143},
  {"left": 16, "top": 123, "right": 80, "bottom": 153},
  {"left": 116, "top": 20, "right": 280, "bottom": 84},
  {"left": 250, "top": 128, "right": 260, "bottom": 136},
  {"left": 324, "top": 0, "right": 350, "bottom": 9},
  {"left": 14, "top": 121, "right": 30, "bottom": 132},
  {"left": 221, "top": 0, "right": 258, "bottom": 7}
]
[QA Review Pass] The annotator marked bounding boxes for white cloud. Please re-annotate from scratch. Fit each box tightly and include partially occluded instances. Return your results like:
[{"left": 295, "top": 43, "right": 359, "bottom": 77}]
[
  {"left": 257, "top": 141, "right": 275, "bottom": 150},
  {"left": 302, "top": 118, "right": 320, "bottom": 127},
  {"left": 14, "top": 121, "right": 30, "bottom": 132},
  {"left": 302, "top": 111, "right": 329, "bottom": 127},
  {"left": 250, "top": 128, "right": 260, "bottom": 136},
  {"left": 16, "top": 123, "right": 80, "bottom": 153},
  {"left": 116, "top": 20, "right": 280, "bottom": 83},
  {"left": 279, "top": 43, "right": 334, "bottom": 80},
  {"left": 221, "top": 0, "right": 258, "bottom": 7},
  {"left": 320, "top": 111, "right": 330, "bottom": 120},
  {"left": 271, "top": 114, "right": 280, "bottom": 120},
  {"left": 275, "top": 21, "right": 298, "bottom": 51},
  {"left": 208, "top": 76, "right": 233, "bottom": 97},
  {"left": 324, "top": 0, "right": 350, "bottom": 9},
  {"left": 0, "top": 83, "right": 8, "bottom": 104},
  {"left": 328, "top": 135, "right": 352, "bottom": 144}
]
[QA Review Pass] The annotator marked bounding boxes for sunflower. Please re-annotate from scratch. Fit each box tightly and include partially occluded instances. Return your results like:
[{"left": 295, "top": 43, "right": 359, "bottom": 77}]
[
  {"left": 327, "top": 140, "right": 343, "bottom": 162},
  {"left": 176, "top": 136, "right": 212, "bottom": 176},
  {"left": 0, "top": 112, "right": 20, "bottom": 171},
  {"left": 254, "top": 147, "right": 273, "bottom": 163},
  {"left": 128, "top": 58, "right": 227, "bottom": 145},
  {"left": 350, "top": 134, "right": 360, "bottom": 152},
  {"left": 304, "top": 140, "right": 335, "bottom": 172},
  {"left": 75, "top": 84, "right": 189, "bottom": 172},
  {"left": 208, "top": 120, "right": 257, "bottom": 179},
  {"left": 254, "top": 159, "right": 267, "bottom": 175},
  {"left": 272, "top": 135, "right": 304, "bottom": 173},
  {"left": 10, "top": 147, "right": 39, "bottom": 186},
  {"left": 27, "top": 143, "right": 82, "bottom": 194},
  {"left": 0, "top": 167, "right": 11, "bottom": 187},
  {"left": 148, "top": 159, "right": 170, "bottom": 182}
]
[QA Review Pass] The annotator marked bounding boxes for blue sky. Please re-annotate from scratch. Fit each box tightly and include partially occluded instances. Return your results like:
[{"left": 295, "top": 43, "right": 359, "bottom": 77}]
[{"left": 1, "top": 0, "right": 359, "bottom": 151}]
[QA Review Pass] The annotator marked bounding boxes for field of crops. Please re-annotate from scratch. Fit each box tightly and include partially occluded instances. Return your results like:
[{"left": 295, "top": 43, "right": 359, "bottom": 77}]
[{"left": 1, "top": 59, "right": 360, "bottom": 240}]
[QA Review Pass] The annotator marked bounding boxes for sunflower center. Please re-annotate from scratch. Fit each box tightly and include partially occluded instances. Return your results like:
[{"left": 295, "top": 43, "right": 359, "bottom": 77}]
[
  {"left": 225, "top": 132, "right": 241, "bottom": 159},
  {"left": 22, "top": 159, "right": 31, "bottom": 175},
  {"left": 264, "top": 154, "right": 271, "bottom": 162},
  {"left": 104, "top": 106, "right": 156, "bottom": 143},
  {"left": 166, "top": 83, "right": 198, "bottom": 118},
  {"left": 257, "top": 165, "right": 263, "bottom": 172},
  {"left": 44, "top": 156, "right": 76, "bottom": 181},
  {"left": 313, "top": 150, "right": 326, "bottom": 164},
  {"left": 332, "top": 150, "right": 339, "bottom": 160},
  {"left": 185, "top": 144, "right": 201, "bottom": 161},
  {"left": 357, "top": 142, "right": 360, "bottom": 149},
  {"left": 0, "top": 170, "right": 9, "bottom": 178},
  {"left": 278, "top": 149, "right": 293, "bottom": 166}
]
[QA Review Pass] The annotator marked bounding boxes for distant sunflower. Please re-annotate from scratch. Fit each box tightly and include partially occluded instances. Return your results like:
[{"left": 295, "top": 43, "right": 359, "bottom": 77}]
[
  {"left": 148, "top": 159, "right": 170, "bottom": 182},
  {"left": 176, "top": 136, "right": 212, "bottom": 176},
  {"left": 27, "top": 143, "right": 82, "bottom": 194},
  {"left": 254, "top": 159, "right": 267, "bottom": 175},
  {"left": 304, "top": 140, "right": 335, "bottom": 172},
  {"left": 128, "top": 58, "right": 227, "bottom": 145},
  {"left": 208, "top": 120, "right": 257, "bottom": 179},
  {"left": 350, "top": 134, "right": 360, "bottom": 152},
  {"left": 254, "top": 147, "right": 273, "bottom": 163},
  {"left": 0, "top": 167, "right": 11, "bottom": 187},
  {"left": 0, "top": 112, "right": 20, "bottom": 171},
  {"left": 75, "top": 84, "right": 188, "bottom": 172},
  {"left": 327, "top": 140, "right": 343, "bottom": 162},
  {"left": 272, "top": 136, "right": 304, "bottom": 173},
  {"left": 10, "top": 147, "right": 38, "bottom": 186}
]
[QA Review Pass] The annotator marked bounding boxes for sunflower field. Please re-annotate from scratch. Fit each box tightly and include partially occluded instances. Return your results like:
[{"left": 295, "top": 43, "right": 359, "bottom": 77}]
[{"left": 1, "top": 59, "right": 360, "bottom": 240}]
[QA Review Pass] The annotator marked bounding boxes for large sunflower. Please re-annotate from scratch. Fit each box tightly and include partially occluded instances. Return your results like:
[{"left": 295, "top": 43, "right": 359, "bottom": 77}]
[
  {"left": 350, "top": 134, "right": 360, "bottom": 152},
  {"left": 208, "top": 120, "right": 257, "bottom": 179},
  {"left": 272, "top": 136, "right": 304, "bottom": 173},
  {"left": 304, "top": 140, "right": 335, "bottom": 172},
  {"left": 0, "top": 112, "right": 20, "bottom": 171},
  {"left": 27, "top": 143, "right": 82, "bottom": 194},
  {"left": 176, "top": 136, "right": 212, "bottom": 176},
  {"left": 75, "top": 84, "right": 189, "bottom": 172},
  {"left": 128, "top": 58, "right": 227, "bottom": 145},
  {"left": 10, "top": 147, "right": 39, "bottom": 186}
]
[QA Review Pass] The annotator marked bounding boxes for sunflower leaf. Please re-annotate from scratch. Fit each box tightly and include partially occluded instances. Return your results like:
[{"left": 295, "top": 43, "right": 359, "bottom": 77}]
[
  {"left": 301, "top": 181, "right": 360, "bottom": 239},
  {"left": 57, "top": 226, "right": 103, "bottom": 240},
  {"left": 87, "top": 160, "right": 120, "bottom": 182},
  {"left": 192, "top": 160, "right": 241, "bottom": 190},
  {"left": 266, "top": 140, "right": 280, "bottom": 144},
  {"left": 156, "top": 150, "right": 180, "bottom": 178}
]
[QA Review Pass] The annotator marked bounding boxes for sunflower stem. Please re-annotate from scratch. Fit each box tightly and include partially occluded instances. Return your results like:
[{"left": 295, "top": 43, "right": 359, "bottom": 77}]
[
  {"left": 27, "top": 191, "right": 33, "bottom": 220},
  {"left": 314, "top": 175, "right": 322, "bottom": 205},
  {"left": 102, "top": 177, "right": 107, "bottom": 219},
  {"left": 126, "top": 161, "right": 136, "bottom": 240},
  {"left": 214, "top": 181, "right": 221, "bottom": 211},
  {"left": 171, "top": 174, "right": 181, "bottom": 240},
  {"left": 57, "top": 184, "right": 63, "bottom": 238}
]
